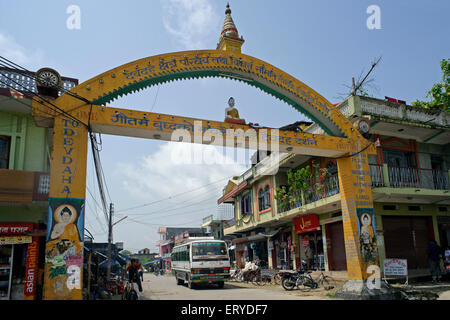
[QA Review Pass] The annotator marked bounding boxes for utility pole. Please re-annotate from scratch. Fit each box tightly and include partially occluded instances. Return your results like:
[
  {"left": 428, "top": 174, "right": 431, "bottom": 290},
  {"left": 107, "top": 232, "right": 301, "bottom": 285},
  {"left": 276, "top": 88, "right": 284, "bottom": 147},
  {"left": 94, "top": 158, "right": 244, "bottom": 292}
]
[{"left": 107, "top": 203, "right": 114, "bottom": 280}]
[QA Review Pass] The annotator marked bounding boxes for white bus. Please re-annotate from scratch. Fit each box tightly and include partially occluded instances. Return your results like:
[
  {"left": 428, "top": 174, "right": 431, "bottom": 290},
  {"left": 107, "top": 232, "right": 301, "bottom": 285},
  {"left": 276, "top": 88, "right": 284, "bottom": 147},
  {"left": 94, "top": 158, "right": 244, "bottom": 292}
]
[{"left": 171, "top": 240, "right": 230, "bottom": 289}]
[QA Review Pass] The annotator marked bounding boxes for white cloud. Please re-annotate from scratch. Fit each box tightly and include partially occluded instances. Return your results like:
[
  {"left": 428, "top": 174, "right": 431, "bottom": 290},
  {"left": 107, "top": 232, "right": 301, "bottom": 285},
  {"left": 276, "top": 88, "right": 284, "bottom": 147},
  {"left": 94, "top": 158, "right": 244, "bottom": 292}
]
[
  {"left": 0, "top": 32, "right": 44, "bottom": 69},
  {"left": 115, "top": 141, "right": 248, "bottom": 202},
  {"left": 161, "top": 0, "right": 220, "bottom": 49}
]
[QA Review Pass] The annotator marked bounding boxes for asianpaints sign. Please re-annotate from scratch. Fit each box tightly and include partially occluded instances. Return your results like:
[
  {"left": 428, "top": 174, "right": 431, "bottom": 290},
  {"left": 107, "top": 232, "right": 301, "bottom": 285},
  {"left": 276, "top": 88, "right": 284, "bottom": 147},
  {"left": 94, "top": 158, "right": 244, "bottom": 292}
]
[
  {"left": 293, "top": 214, "right": 320, "bottom": 234},
  {"left": 24, "top": 237, "right": 39, "bottom": 300}
]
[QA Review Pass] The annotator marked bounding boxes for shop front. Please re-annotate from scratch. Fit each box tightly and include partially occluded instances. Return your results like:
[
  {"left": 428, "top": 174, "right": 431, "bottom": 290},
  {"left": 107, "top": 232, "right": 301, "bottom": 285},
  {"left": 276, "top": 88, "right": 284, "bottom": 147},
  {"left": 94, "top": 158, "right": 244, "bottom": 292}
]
[
  {"left": 382, "top": 215, "right": 433, "bottom": 271},
  {"left": 293, "top": 214, "right": 324, "bottom": 271},
  {"left": 232, "top": 237, "right": 249, "bottom": 268},
  {"left": 0, "top": 222, "right": 44, "bottom": 300},
  {"left": 324, "top": 218, "right": 347, "bottom": 271},
  {"left": 271, "top": 228, "right": 294, "bottom": 270},
  {"left": 247, "top": 234, "right": 269, "bottom": 267}
]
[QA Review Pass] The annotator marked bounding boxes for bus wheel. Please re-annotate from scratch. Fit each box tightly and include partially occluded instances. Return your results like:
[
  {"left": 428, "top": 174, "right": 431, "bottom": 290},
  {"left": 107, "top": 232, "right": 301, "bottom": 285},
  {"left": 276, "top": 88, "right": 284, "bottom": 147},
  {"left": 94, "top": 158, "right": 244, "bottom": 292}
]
[
  {"left": 176, "top": 274, "right": 184, "bottom": 285},
  {"left": 217, "top": 281, "right": 224, "bottom": 289}
]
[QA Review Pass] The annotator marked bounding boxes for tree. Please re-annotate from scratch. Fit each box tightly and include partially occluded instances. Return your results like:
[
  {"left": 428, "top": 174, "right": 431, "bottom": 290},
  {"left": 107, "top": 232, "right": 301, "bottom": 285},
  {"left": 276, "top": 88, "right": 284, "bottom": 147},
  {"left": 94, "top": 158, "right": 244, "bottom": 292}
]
[
  {"left": 412, "top": 59, "right": 450, "bottom": 112},
  {"left": 119, "top": 249, "right": 132, "bottom": 256}
]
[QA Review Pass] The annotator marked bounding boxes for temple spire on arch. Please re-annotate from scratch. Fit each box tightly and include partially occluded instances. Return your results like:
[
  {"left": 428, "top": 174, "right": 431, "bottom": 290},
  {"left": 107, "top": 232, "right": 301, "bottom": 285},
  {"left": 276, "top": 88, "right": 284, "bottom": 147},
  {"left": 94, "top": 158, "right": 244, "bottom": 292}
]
[{"left": 216, "top": 3, "right": 245, "bottom": 53}]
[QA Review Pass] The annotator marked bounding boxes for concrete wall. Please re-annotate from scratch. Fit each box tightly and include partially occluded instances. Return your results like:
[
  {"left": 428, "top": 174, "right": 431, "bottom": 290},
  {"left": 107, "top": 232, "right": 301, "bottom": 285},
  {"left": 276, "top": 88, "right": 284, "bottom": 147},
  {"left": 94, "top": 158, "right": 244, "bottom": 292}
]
[{"left": 0, "top": 110, "right": 49, "bottom": 172}]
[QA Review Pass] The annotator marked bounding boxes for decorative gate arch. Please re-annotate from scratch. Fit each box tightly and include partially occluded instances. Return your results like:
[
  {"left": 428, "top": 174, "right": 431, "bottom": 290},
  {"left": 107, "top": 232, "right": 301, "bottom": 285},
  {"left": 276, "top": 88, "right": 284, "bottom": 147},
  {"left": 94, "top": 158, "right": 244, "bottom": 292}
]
[{"left": 33, "top": 25, "right": 378, "bottom": 301}]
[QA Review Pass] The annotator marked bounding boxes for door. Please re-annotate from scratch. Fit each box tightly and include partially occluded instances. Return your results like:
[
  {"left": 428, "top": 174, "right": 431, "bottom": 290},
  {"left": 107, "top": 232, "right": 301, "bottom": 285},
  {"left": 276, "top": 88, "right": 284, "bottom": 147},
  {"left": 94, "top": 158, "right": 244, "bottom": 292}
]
[
  {"left": 327, "top": 222, "right": 347, "bottom": 271},
  {"left": 383, "top": 216, "right": 431, "bottom": 269}
]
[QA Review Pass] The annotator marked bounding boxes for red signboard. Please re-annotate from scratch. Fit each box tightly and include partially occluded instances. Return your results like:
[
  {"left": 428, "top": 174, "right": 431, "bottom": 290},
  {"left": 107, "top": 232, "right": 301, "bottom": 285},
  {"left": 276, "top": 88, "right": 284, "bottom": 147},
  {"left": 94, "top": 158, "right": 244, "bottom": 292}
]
[
  {"left": 0, "top": 222, "right": 35, "bottom": 235},
  {"left": 293, "top": 214, "right": 320, "bottom": 234},
  {"left": 24, "top": 237, "right": 39, "bottom": 300}
]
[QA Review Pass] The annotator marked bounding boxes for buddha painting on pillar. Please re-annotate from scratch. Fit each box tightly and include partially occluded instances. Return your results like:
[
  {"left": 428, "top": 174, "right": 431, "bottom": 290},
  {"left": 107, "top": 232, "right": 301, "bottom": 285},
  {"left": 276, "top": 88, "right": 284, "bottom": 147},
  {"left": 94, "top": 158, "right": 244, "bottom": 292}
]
[{"left": 225, "top": 97, "right": 246, "bottom": 124}]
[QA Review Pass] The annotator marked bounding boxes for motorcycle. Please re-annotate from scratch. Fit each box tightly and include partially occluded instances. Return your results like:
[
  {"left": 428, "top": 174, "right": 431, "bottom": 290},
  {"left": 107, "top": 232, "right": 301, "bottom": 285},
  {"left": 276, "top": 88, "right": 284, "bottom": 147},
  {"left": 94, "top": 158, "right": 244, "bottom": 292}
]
[
  {"left": 121, "top": 280, "right": 141, "bottom": 300},
  {"left": 280, "top": 260, "right": 317, "bottom": 291}
]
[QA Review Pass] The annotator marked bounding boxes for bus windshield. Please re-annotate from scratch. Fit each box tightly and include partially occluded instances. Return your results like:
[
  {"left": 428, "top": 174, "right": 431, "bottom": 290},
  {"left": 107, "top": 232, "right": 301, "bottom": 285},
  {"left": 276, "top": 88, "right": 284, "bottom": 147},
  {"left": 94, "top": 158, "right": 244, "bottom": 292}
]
[{"left": 192, "top": 242, "right": 228, "bottom": 260}]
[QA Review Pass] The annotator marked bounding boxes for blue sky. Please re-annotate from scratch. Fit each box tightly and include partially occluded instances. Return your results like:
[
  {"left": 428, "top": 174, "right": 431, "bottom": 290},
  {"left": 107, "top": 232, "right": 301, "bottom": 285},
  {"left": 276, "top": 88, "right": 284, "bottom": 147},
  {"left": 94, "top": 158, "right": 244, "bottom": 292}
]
[{"left": 1, "top": 0, "right": 448, "bottom": 252}]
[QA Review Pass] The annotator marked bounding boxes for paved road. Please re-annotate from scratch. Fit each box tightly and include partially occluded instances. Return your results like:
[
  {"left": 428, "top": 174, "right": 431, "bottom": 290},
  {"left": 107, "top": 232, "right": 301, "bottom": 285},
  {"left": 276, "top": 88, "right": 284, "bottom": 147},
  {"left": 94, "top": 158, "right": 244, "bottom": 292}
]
[{"left": 141, "top": 273, "right": 333, "bottom": 300}]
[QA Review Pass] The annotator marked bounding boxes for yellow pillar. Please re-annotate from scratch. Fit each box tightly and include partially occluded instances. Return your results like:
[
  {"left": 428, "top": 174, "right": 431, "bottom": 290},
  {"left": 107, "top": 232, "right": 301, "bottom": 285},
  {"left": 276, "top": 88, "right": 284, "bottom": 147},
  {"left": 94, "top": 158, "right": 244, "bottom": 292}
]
[
  {"left": 336, "top": 145, "right": 380, "bottom": 294},
  {"left": 43, "top": 116, "right": 88, "bottom": 300}
]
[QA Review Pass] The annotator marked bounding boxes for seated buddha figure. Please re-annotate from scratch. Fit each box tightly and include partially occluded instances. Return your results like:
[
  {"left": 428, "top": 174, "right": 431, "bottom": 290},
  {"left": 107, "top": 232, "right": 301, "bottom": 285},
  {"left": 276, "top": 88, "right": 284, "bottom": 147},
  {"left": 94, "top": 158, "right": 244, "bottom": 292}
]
[{"left": 225, "top": 97, "right": 245, "bottom": 124}]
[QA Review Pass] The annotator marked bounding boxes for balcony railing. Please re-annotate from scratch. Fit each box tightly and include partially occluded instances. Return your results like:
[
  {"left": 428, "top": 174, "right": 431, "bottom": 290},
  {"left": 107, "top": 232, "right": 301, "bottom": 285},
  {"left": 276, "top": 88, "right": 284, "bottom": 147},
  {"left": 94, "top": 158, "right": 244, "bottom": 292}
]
[
  {"left": 369, "top": 164, "right": 385, "bottom": 187},
  {"left": 387, "top": 166, "right": 450, "bottom": 190},
  {"left": 277, "top": 174, "right": 340, "bottom": 213},
  {"left": 276, "top": 164, "right": 449, "bottom": 213}
]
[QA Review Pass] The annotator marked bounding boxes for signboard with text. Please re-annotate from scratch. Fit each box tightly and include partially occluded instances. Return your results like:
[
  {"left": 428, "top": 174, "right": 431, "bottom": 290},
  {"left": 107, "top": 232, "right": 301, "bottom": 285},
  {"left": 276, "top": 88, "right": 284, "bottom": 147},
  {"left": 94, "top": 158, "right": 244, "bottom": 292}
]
[
  {"left": 293, "top": 214, "right": 320, "bottom": 234},
  {"left": 0, "top": 223, "right": 35, "bottom": 235},
  {"left": 384, "top": 258, "right": 408, "bottom": 276}
]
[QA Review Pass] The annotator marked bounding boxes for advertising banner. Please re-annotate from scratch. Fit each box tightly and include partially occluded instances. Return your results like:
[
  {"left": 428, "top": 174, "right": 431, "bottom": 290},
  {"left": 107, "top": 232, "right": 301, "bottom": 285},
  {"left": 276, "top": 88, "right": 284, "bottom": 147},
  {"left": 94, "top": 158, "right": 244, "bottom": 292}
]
[
  {"left": 293, "top": 214, "right": 320, "bottom": 234},
  {"left": 24, "top": 237, "right": 40, "bottom": 300}
]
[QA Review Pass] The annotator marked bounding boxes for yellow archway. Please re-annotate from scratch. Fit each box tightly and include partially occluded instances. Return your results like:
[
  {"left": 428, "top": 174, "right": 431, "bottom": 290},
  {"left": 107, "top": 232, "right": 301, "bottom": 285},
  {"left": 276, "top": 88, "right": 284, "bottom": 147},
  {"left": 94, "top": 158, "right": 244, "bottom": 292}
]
[{"left": 33, "top": 7, "right": 378, "bottom": 300}]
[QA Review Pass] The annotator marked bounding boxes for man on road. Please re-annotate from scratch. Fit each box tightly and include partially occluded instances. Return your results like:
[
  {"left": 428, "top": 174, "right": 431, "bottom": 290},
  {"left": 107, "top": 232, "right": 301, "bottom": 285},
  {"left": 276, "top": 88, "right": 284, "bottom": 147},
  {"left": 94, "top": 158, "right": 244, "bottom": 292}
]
[{"left": 125, "top": 259, "right": 144, "bottom": 292}]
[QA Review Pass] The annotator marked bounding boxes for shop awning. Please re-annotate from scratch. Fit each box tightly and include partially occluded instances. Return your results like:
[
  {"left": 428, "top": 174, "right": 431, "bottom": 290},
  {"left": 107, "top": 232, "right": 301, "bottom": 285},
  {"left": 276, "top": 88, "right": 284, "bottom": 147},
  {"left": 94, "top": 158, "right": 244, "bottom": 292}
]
[
  {"left": 143, "top": 258, "right": 161, "bottom": 266},
  {"left": 98, "top": 258, "right": 120, "bottom": 268},
  {"left": 247, "top": 234, "right": 266, "bottom": 242},
  {"left": 247, "top": 228, "right": 282, "bottom": 242}
]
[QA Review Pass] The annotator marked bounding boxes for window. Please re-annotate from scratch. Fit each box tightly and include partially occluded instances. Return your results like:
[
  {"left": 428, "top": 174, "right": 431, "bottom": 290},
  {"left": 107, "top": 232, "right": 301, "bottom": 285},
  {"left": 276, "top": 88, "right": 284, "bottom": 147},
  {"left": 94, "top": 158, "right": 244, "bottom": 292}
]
[
  {"left": 0, "top": 136, "right": 10, "bottom": 169},
  {"left": 383, "top": 150, "right": 415, "bottom": 168},
  {"left": 264, "top": 186, "right": 271, "bottom": 208},
  {"left": 241, "top": 193, "right": 251, "bottom": 217},
  {"left": 258, "top": 186, "right": 271, "bottom": 211}
]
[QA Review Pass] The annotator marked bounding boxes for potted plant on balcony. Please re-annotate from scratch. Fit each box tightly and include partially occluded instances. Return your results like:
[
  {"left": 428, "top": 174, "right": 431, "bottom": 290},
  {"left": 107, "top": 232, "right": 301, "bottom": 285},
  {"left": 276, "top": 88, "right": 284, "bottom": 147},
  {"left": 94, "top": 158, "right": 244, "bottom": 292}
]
[
  {"left": 315, "top": 167, "right": 330, "bottom": 199},
  {"left": 274, "top": 186, "right": 290, "bottom": 213},
  {"left": 287, "top": 165, "right": 312, "bottom": 206}
]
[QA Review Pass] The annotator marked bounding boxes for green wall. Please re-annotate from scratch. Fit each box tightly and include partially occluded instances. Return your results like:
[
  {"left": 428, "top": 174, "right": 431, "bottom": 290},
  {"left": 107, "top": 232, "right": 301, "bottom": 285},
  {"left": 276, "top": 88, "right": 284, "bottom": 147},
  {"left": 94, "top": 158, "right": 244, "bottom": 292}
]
[
  {"left": 0, "top": 204, "right": 48, "bottom": 224},
  {"left": 0, "top": 110, "right": 49, "bottom": 172}
]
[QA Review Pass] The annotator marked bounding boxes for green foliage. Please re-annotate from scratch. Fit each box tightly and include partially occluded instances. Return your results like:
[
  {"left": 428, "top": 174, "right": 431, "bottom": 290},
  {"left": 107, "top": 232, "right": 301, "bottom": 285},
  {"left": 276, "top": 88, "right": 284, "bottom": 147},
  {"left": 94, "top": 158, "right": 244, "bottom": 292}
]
[
  {"left": 412, "top": 59, "right": 450, "bottom": 112},
  {"left": 274, "top": 186, "right": 289, "bottom": 210},
  {"left": 119, "top": 250, "right": 132, "bottom": 256},
  {"left": 287, "top": 165, "right": 312, "bottom": 193}
]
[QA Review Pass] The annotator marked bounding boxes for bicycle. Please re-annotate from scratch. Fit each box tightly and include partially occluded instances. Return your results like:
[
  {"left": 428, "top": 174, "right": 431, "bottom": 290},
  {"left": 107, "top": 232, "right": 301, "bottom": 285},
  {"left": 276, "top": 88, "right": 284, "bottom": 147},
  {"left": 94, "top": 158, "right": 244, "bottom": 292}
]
[
  {"left": 295, "top": 271, "right": 318, "bottom": 292},
  {"left": 313, "top": 271, "right": 337, "bottom": 291},
  {"left": 272, "top": 270, "right": 282, "bottom": 285},
  {"left": 230, "top": 268, "right": 241, "bottom": 282}
]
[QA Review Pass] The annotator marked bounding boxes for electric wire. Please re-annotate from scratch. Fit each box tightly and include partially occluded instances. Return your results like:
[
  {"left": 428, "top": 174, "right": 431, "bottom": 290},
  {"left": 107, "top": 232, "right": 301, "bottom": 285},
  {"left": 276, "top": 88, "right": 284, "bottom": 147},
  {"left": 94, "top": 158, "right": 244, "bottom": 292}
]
[
  {"left": 116, "top": 192, "right": 222, "bottom": 221},
  {"left": 0, "top": 72, "right": 88, "bottom": 127},
  {"left": 114, "top": 175, "right": 232, "bottom": 213},
  {"left": 0, "top": 56, "right": 91, "bottom": 104}
]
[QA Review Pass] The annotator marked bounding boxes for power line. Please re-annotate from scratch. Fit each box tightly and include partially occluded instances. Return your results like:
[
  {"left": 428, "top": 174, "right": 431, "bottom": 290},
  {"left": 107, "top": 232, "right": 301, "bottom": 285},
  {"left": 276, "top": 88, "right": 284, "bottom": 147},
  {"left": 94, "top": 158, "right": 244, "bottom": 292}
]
[
  {"left": 115, "top": 175, "right": 232, "bottom": 213},
  {"left": 0, "top": 73, "right": 87, "bottom": 127},
  {"left": 0, "top": 56, "right": 91, "bottom": 104},
  {"left": 85, "top": 196, "right": 108, "bottom": 234},
  {"left": 118, "top": 188, "right": 221, "bottom": 217},
  {"left": 149, "top": 86, "right": 160, "bottom": 112},
  {"left": 118, "top": 193, "right": 221, "bottom": 221}
]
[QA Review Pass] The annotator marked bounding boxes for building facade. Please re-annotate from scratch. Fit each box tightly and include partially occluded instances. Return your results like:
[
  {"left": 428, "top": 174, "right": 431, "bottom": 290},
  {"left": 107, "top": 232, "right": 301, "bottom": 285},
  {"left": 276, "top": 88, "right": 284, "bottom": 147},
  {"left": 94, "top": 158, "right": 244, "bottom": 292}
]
[
  {"left": 0, "top": 67, "right": 78, "bottom": 300},
  {"left": 222, "top": 95, "right": 450, "bottom": 277}
]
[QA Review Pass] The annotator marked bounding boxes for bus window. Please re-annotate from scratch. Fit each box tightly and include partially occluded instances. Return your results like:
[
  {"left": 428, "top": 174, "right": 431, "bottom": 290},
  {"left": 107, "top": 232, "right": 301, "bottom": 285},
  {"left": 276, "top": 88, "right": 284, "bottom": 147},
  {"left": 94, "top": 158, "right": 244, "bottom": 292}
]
[{"left": 192, "top": 242, "right": 227, "bottom": 259}]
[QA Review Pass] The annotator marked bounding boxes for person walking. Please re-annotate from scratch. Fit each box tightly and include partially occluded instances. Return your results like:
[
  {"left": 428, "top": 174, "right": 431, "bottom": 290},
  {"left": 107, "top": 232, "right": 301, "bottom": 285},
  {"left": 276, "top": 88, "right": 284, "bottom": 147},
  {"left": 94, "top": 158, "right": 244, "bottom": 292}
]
[{"left": 426, "top": 240, "right": 443, "bottom": 283}]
